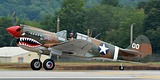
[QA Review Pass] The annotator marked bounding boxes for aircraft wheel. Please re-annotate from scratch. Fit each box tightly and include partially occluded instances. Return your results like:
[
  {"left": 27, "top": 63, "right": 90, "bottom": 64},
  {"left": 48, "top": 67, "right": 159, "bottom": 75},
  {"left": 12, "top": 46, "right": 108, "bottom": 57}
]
[
  {"left": 30, "top": 59, "right": 42, "bottom": 70},
  {"left": 119, "top": 66, "right": 124, "bottom": 70},
  {"left": 43, "top": 59, "right": 55, "bottom": 70}
]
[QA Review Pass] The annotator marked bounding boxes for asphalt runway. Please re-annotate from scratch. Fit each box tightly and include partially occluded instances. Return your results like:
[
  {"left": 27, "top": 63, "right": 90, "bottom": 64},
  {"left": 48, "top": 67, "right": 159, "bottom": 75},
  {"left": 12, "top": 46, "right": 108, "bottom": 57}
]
[{"left": 0, "top": 70, "right": 159, "bottom": 80}]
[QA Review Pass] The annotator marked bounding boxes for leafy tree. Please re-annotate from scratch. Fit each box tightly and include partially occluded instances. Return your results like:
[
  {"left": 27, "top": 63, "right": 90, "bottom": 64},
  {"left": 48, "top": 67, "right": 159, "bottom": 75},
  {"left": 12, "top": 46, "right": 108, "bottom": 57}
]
[
  {"left": 85, "top": 0, "right": 101, "bottom": 8},
  {"left": 145, "top": 27, "right": 160, "bottom": 53},
  {"left": 0, "top": 16, "right": 16, "bottom": 47},
  {"left": 142, "top": 0, "right": 160, "bottom": 53},
  {"left": 40, "top": 15, "right": 56, "bottom": 32},
  {"left": 56, "top": 0, "right": 86, "bottom": 34},
  {"left": 104, "top": 8, "right": 145, "bottom": 48},
  {"left": 84, "top": 5, "right": 114, "bottom": 38},
  {"left": 101, "top": 0, "right": 119, "bottom": 7},
  {"left": 136, "top": 1, "right": 147, "bottom": 9},
  {"left": 85, "top": 4, "right": 145, "bottom": 48},
  {"left": 143, "top": 0, "right": 160, "bottom": 31},
  {"left": 0, "top": 0, "right": 148, "bottom": 21},
  {"left": 0, "top": 0, "right": 61, "bottom": 21}
]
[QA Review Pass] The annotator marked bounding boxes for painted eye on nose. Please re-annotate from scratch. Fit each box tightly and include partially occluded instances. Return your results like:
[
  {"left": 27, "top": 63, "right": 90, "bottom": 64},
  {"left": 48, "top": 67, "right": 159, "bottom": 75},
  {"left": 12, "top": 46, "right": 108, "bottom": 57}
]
[
  {"left": 21, "top": 33, "right": 26, "bottom": 36},
  {"left": 16, "top": 28, "right": 21, "bottom": 32}
]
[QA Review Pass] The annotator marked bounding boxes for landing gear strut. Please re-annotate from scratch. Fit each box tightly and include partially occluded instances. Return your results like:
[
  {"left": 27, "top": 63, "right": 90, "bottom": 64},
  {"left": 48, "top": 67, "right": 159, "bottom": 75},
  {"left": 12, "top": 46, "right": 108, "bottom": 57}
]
[
  {"left": 119, "top": 62, "right": 124, "bottom": 70},
  {"left": 30, "top": 49, "right": 55, "bottom": 70}
]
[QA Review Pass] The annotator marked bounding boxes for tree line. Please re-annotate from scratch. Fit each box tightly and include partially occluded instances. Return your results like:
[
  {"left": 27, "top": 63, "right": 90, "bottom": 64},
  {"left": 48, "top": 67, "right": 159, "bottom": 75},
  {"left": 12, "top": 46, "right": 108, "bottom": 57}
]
[{"left": 0, "top": 0, "right": 160, "bottom": 54}]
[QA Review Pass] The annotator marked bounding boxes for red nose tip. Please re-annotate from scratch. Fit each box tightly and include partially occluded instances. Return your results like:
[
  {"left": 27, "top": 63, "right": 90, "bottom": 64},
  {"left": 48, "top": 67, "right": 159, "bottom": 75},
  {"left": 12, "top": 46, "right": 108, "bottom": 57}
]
[{"left": 6, "top": 26, "right": 21, "bottom": 37}]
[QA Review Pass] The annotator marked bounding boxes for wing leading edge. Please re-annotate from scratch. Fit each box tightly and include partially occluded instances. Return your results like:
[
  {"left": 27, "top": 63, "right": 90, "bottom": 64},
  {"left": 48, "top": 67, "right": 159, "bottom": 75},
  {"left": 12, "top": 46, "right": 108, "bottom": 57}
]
[{"left": 51, "top": 39, "right": 92, "bottom": 57}]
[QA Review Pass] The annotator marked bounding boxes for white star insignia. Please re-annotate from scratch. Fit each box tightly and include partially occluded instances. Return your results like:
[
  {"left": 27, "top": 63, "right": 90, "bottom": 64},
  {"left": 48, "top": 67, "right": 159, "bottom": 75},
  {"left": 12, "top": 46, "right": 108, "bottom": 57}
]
[{"left": 99, "top": 44, "right": 109, "bottom": 54}]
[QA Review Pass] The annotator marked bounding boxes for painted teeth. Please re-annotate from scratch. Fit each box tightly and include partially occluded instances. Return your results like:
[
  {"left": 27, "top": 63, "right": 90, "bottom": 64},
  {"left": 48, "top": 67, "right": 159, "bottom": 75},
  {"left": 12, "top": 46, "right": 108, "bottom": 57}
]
[
  {"left": 19, "top": 42, "right": 22, "bottom": 45},
  {"left": 18, "top": 37, "right": 41, "bottom": 47},
  {"left": 19, "top": 38, "right": 40, "bottom": 44},
  {"left": 29, "top": 32, "right": 42, "bottom": 37}
]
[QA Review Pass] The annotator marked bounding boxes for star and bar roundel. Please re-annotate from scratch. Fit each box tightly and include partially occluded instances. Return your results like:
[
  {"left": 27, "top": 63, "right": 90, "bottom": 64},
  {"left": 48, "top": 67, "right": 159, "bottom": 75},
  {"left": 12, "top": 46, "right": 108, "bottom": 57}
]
[{"left": 98, "top": 43, "right": 109, "bottom": 55}]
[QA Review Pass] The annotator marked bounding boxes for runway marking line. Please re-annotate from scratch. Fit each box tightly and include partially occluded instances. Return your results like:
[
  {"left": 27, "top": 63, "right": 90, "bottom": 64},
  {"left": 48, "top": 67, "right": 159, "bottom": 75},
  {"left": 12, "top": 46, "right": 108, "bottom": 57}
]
[
  {"left": 138, "top": 76, "right": 160, "bottom": 79},
  {"left": 0, "top": 77, "right": 140, "bottom": 79},
  {"left": 93, "top": 71, "right": 139, "bottom": 75}
]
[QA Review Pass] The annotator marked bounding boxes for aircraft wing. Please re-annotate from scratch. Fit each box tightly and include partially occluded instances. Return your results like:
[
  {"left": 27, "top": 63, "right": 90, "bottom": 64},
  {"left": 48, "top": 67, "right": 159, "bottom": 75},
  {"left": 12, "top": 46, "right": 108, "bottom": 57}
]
[{"left": 51, "top": 39, "right": 92, "bottom": 57}]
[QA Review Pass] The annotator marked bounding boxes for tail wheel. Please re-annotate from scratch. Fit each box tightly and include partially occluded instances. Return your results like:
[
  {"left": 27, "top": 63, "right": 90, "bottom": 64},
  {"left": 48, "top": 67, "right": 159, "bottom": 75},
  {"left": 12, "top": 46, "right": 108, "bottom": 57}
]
[
  {"left": 43, "top": 59, "right": 55, "bottom": 70},
  {"left": 119, "top": 62, "right": 124, "bottom": 70},
  {"left": 119, "top": 66, "right": 124, "bottom": 70},
  {"left": 30, "top": 59, "right": 42, "bottom": 70}
]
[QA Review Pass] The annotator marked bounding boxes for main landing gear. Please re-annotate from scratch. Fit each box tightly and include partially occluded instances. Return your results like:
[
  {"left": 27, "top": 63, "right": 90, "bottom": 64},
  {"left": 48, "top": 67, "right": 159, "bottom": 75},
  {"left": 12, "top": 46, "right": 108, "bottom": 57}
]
[
  {"left": 30, "top": 59, "right": 55, "bottom": 70},
  {"left": 30, "top": 50, "right": 55, "bottom": 70}
]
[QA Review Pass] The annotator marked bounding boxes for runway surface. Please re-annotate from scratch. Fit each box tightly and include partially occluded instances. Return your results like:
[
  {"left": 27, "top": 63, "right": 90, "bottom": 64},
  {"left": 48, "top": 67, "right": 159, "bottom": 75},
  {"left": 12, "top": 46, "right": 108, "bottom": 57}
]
[{"left": 0, "top": 70, "right": 159, "bottom": 80}]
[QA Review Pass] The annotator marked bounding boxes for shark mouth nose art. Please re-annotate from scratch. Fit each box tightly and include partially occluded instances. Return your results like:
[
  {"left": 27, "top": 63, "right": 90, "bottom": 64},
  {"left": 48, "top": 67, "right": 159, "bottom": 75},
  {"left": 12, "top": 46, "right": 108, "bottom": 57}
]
[{"left": 17, "top": 37, "right": 42, "bottom": 47}]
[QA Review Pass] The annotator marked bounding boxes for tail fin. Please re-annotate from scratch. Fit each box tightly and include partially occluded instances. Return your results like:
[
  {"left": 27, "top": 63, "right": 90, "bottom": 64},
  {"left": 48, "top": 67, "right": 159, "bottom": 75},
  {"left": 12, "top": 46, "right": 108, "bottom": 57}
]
[
  {"left": 127, "top": 35, "right": 152, "bottom": 62},
  {"left": 127, "top": 35, "right": 152, "bottom": 55}
]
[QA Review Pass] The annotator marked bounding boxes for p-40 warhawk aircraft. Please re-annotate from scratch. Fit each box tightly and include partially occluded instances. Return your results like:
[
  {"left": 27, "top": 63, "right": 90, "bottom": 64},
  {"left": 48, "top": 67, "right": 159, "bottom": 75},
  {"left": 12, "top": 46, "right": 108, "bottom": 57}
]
[{"left": 6, "top": 24, "right": 152, "bottom": 70}]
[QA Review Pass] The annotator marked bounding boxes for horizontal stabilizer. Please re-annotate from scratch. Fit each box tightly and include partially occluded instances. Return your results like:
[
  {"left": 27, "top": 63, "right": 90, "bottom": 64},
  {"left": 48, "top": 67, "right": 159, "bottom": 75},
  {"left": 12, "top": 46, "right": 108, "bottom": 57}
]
[{"left": 119, "top": 49, "right": 141, "bottom": 56}]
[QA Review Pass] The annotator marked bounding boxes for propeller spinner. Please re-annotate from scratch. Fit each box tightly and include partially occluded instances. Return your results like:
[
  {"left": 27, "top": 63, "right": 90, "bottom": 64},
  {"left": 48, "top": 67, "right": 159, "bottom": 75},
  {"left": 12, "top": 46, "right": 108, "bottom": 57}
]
[{"left": 6, "top": 26, "right": 21, "bottom": 37}]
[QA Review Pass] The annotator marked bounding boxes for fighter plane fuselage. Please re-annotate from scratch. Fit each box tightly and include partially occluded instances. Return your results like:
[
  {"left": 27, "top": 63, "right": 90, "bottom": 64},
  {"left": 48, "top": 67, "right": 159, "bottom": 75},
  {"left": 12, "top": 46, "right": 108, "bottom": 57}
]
[{"left": 6, "top": 24, "right": 152, "bottom": 63}]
